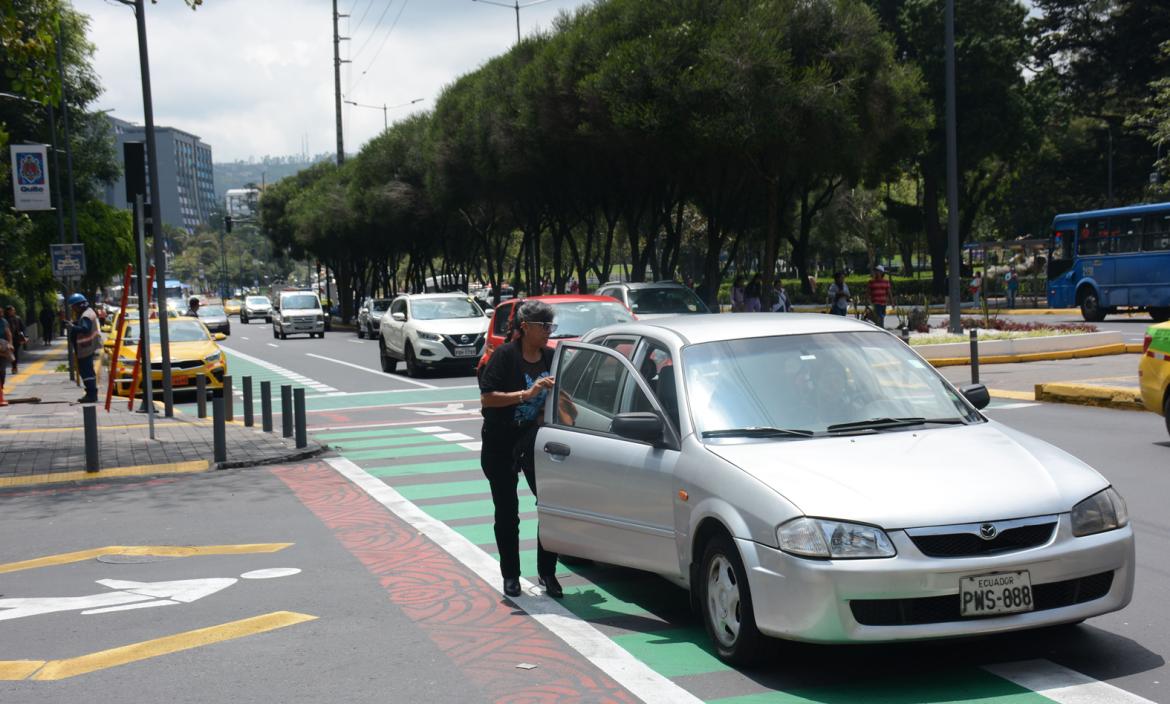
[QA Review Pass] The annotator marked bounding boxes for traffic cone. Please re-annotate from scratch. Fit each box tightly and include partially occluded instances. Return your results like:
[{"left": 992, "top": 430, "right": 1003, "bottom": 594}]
[{"left": 0, "top": 382, "right": 8, "bottom": 407}]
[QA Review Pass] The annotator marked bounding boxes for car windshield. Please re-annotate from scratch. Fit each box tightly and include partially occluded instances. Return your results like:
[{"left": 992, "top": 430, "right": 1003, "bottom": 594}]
[
  {"left": 683, "top": 331, "right": 980, "bottom": 437},
  {"left": 123, "top": 320, "right": 210, "bottom": 345},
  {"left": 371, "top": 299, "right": 392, "bottom": 313},
  {"left": 281, "top": 294, "right": 319, "bottom": 310},
  {"left": 549, "top": 301, "right": 635, "bottom": 338},
  {"left": 627, "top": 287, "right": 708, "bottom": 314},
  {"left": 198, "top": 306, "right": 226, "bottom": 317},
  {"left": 246, "top": 297, "right": 269, "bottom": 306},
  {"left": 411, "top": 297, "right": 482, "bottom": 320}
]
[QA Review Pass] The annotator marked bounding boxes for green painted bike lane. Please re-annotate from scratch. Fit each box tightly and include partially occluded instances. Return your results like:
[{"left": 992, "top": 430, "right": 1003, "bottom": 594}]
[{"left": 320, "top": 424, "right": 1058, "bottom": 704}]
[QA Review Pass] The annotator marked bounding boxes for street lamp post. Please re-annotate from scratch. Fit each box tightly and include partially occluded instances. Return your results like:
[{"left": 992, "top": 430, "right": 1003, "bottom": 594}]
[
  {"left": 344, "top": 98, "right": 425, "bottom": 131},
  {"left": 471, "top": 0, "right": 555, "bottom": 45}
]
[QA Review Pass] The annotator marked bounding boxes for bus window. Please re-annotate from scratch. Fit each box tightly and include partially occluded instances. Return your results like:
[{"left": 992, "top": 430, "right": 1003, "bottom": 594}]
[
  {"left": 1115, "top": 216, "right": 1143, "bottom": 253},
  {"left": 1078, "top": 219, "right": 1111, "bottom": 256},
  {"left": 1143, "top": 212, "right": 1170, "bottom": 251},
  {"left": 1049, "top": 229, "right": 1075, "bottom": 279}
]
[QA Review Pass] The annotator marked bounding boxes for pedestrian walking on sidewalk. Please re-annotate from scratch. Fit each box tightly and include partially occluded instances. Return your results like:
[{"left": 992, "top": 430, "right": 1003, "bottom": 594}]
[
  {"left": 827, "top": 271, "right": 851, "bottom": 316},
  {"left": 1006, "top": 270, "right": 1019, "bottom": 309},
  {"left": 65, "top": 293, "right": 101, "bottom": 404},
  {"left": 867, "top": 266, "right": 893, "bottom": 329},
  {"left": 39, "top": 304, "right": 54, "bottom": 345},
  {"left": 0, "top": 313, "right": 11, "bottom": 406},
  {"left": 477, "top": 300, "right": 561, "bottom": 600},
  {"left": 5, "top": 305, "right": 27, "bottom": 374}
]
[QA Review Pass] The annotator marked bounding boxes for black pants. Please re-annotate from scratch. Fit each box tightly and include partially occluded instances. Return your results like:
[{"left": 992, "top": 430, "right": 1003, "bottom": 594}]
[
  {"left": 481, "top": 430, "right": 557, "bottom": 580},
  {"left": 76, "top": 354, "right": 97, "bottom": 398}
]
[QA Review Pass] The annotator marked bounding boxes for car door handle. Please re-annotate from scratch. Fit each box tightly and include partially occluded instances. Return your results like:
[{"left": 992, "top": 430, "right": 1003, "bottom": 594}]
[{"left": 543, "top": 442, "right": 571, "bottom": 458}]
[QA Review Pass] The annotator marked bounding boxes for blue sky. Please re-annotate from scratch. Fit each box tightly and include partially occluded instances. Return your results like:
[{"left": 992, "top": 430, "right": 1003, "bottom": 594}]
[{"left": 87, "top": 0, "right": 594, "bottom": 162}]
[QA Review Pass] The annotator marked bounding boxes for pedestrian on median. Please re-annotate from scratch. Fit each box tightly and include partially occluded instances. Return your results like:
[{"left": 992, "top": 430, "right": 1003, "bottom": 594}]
[
  {"left": 478, "top": 300, "right": 561, "bottom": 600},
  {"left": 827, "top": 271, "right": 850, "bottom": 316},
  {"left": 969, "top": 271, "right": 983, "bottom": 305},
  {"left": 770, "top": 279, "right": 791, "bottom": 312},
  {"left": 39, "top": 303, "right": 55, "bottom": 345},
  {"left": 1006, "top": 270, "right": 1019, "bottom": 309},
  {"left": 4, "top": 305, "right": 26, "bottom": 374},
  {"left": 65, "top": 293, "right": 101, "bottom": 404},
  {"left": 730, "top": 275, "right": 746, "bottom": 312},
  {"left": 866, "top": 266, "right": 892, "bottom": 329},
  {"left": 745, "top": 273, "right": 763, "bottom": 312}
]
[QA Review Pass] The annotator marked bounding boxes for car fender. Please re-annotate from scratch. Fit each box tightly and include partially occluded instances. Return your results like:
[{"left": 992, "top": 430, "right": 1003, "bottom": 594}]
[{"left": 1075, "top": 278, "right": 1101, "bottom": 303}]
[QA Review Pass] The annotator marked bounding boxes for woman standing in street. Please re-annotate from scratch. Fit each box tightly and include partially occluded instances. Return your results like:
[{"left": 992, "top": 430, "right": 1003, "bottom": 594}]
[{"left": 478, "top": 300, "right": 561, "bottom": 599}]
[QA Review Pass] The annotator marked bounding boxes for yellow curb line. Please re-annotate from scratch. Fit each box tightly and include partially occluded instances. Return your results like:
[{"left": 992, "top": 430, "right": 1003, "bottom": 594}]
[
  {"left": 1034, "top": 382, "right": 1146, "bottom": 411},
  {"left": 928, "top": 343, "right": 1127, "bottom": 367},
  {"left": 3, "top": 359, "right": 49, "bottom": 391},
  {"left": 988, "top": 389, "right": 1036, "bottom": 401},
  {"left": 1124, "top": 343, "right": 1145, "bottom": 353},
  {"left": 3, "top": 611, "right": 316, "bottom": 681},
  {"left": 0, "top": 459, "right": 210, "bottom": 490},
  {"left": 0, "top": 542, "right": 293, "bottom": 575}
]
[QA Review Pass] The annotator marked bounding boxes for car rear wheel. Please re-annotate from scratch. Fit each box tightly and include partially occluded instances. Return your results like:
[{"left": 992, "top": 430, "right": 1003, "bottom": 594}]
[
  {"left": 701, "top": 533, "right": 766, "bottom": 666},
  {"left": 379, "top": 340, "right": 396, "bottom": 373},
  {"left": 405, "top": 344, "right": 422, "bottom": 378}
]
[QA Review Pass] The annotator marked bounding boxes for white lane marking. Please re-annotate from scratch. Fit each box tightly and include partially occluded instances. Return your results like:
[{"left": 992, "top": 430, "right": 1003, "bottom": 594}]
[
  {"left": 324, "top": 456, "right": 701, "bottom": 704},
  {"left": 285, "top": 384, "right": 480, "bottom": 399},
  {"left": 310, "top": 417, "right": 481, "bottom": 432},
  {"left": 989, "top": 402, "right": 1040, "bottom": 410},
  {"left": 416, "top": 426, "right": 451, "bottom": 433},
  {"left": 458, "top": 441, "right": 483, "bottom": 452},
  {"left": 435, "top": 432, "right": 473, "bottom": 442},
  {"left": 241, "top": 336, "right": 249, "bottom": 340},
  {"left": 346, "top": 339, "right": 367, "bottom": 344},
  {"left": 221, "top": 344, "right": 338, "bottom": 394},
  {"left": 267, "top": 343, "right": 279, "bottom": 348},
  {"left": 304, "top": 352, "right": 438, "bottom": 390},
  {"left": 984, "top": 660, "right": 1156, "bottom": 704}
]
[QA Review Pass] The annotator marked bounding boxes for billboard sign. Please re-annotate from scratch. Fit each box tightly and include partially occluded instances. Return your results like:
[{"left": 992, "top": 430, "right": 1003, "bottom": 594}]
[
  {"left": 50, "top": 243, "right": 86, "bottom": 278},
  {"left": 10, "top": 145, "right": 52, "bottom": 211}
]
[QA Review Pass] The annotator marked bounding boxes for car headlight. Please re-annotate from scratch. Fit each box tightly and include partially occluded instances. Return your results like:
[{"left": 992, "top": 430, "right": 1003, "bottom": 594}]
[
  {"left": 315, "top": 315, "right": 324, "bottom": 322},
  {"left": 204, "top": 351, "right": 222, "bottom": 363},
  {"left": 1071, "top": 487, "right": 1128, "bottom": 537},
  {"left": 417, "top": 331, "right": 441, "bottom": 341},
  {"left": 777, "top": 517, "right": 896, "bottom": 559}
]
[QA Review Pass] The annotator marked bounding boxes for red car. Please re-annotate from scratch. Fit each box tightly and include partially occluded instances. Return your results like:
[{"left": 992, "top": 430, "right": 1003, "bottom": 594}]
[{"left": 479, "top": 294, "right": 636, "bottom": 369}]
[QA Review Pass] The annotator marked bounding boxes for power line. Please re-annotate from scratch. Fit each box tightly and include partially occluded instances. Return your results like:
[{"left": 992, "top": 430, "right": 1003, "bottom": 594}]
[
  {"left": 349, "top": 0, "right": 377, "bottom": 38},
  {"left": 351, "top": 0, "right": 396, "bottom": 60},
  {"left": 349, "top": 0, "right": 410, "bottom": 94}
]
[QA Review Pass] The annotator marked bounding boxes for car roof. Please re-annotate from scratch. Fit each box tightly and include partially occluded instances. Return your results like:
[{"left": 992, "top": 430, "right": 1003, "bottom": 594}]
[
  {"left": 585, "top": 313, "right": 878, "bottom": 345},
  {"left": 504, "top": 294, "right": 623, "bottom": 305},
  {"left": 396, "top": 292, "right": 474, "bottom": 300},
  {"left": 602, "top": 281, "right": 688, "bottom": 290}
]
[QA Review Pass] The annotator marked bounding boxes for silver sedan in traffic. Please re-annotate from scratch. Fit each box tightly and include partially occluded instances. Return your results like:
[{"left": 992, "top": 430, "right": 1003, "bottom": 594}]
[{"left": 534, "top": 314, "right": 1134, "bottom": 665}]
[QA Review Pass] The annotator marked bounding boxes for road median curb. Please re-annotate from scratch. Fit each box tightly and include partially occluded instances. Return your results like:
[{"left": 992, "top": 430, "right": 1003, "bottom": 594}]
[
  {"left": 1033, "top": 382, "right": 1145, "bottom": 411},
  {"left": 928, "top": 342, "right": 1127, "bottom": 368}
]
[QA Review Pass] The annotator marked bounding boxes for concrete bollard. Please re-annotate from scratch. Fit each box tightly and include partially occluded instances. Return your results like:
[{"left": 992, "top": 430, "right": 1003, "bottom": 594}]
[
  {"left": 243, "top": 376, "right": 254, "bottom": 427},
  {"left": 281, "top": 385, "right": 293, "bottom": 438},
  {"left": 970, "top": 329, "right": 980, "bottom": 385},
  {"left": 196, "top": 374, "right": 207, "bottom": 418},
  {"left": 294, "top": 387, "right": 307, "bottom": 449},
  {"left": 222, "top": 375, "right": 233, "bottom": 422},
  {"left": 83, "top": 405, "right": 99, "bottom": 473},
  {"left": 212, "top": 394, "right": 226, "bottom": 464},
  {"left": 261, "top": 380, "right": 273, "bottom": 432},
  {"left": 900, "top": 326, "right": 911, "bottom": 345}
]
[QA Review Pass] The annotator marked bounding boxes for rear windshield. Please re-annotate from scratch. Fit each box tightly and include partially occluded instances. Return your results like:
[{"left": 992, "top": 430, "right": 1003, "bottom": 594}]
[
  {"left": 372, "top": 299, "right": 392, "bottom": 312},
  {"left": 281, "top": 294, "right": 319, "bottom": 310},
  {"left": 246, "top": 297, "right": 270, "bottom": 305}
]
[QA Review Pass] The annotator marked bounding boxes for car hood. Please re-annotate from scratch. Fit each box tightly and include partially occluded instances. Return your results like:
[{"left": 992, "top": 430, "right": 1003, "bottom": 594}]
[
  {"left": 245, "top": 302, "right": 271, "bottom": 310},
  {"left": 411, "top": 317, "right": 489, "bottom": 335},
  {"left": 701, "top": 421, "right": 1108, "bottom": 528},
  {"left": 116, "top": 340, "right": 222, "bottom": 367}
]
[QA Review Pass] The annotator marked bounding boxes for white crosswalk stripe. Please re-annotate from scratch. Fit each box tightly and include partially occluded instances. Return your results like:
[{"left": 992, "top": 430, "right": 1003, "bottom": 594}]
[{"left": 220, "top": 344, "right": 338, "bottom": 394}]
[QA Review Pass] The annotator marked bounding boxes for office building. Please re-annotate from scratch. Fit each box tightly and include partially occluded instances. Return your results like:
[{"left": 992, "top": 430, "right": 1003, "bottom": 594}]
[{"left": 103, "top": 116, "right": 216, "bottom": 233}]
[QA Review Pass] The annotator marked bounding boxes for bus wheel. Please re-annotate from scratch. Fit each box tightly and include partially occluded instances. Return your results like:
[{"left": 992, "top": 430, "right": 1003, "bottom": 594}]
[
  {"left": 1079, "top": 292, "right": 1106, "bottom": 322},
  {"left": 1150, "top": 307, "right": 1170, "bottom": 323}
]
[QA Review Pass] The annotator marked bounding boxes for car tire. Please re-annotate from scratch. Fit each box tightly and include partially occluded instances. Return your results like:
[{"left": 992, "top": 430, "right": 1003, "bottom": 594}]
[
  {"left": 1164, "top": 393, "right": 1170, "bottom": 438},
  {"left": 380, "top": 340, "right": 397, "bottom": 373},
  {"left": 1079, "top": 291, "right": 1106, "bottom": 322},
  {"left": 1151, "top": 307, "right": 1170, "bottom": 323},
  {"left": 357, "top": 324, "right": 365, "bottom": 339},
  {"left": 241, "top": 315, "right": 248, "bottom": 324},
  {"left": 280, "top": 330, "right": 287, "bottom": 340},
  {"left": 272, "top": 326, "right": 278, "bottom": 339},
  {"left": 700, "top": 533, "right": 766, "bottom": 666},
  {"left": 405, "top": 344, "right": 422, "bottom": 378}
]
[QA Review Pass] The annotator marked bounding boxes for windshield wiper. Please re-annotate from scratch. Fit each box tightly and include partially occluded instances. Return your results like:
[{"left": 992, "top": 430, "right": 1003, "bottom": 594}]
[
  {"left": 826, "top": 417, "right": 966, "bottom": 433},
  {"left": 702, "top": 427, "right": 815, "bottom": 439}
]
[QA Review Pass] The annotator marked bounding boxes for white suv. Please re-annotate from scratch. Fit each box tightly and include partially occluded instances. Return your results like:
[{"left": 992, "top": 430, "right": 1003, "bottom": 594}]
[
  {"left": 378, "top": 293, "right": 489, "bottom": 377},
  {"left": 272, "top": 290, "right": 326, "bottom": 339}
]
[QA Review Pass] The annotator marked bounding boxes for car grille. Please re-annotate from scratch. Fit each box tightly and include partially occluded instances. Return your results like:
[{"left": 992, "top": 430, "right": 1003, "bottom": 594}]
[
  {"left": 849, "top": 571, "right": 1114, "bottom": 626},
  {"left": 440, "top": 333, "right": 484, "bottom": 355},
  {"left": 151, "top": 360, "right": 204, "bottom": 370},
  {"left": 910, "top": 522, "right": 1057, "bottom": 557},
  {"left": 291, "top": 315, "right": 316, "bottom": 324}
]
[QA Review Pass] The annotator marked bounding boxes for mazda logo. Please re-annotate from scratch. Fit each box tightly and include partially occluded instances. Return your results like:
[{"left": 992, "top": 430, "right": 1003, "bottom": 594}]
[{"left": 978, "top": 523, "right": 998, "bottom": 540}]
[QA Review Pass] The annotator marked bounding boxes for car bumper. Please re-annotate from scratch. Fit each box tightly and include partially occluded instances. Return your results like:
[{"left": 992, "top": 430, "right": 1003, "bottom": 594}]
[
  {"left": 1138, "top": 357, "right": 1167, "bottom": 414},
  {"left": 414, "top": 338, "right": 482, "bottom": 366},
  {"left": 112, "top": 362, "right": 227, "bottom": 397},
  {"left": 738, "top": 516, "right": 1134, "bottom": 643},
  {"left": 277, "top": 321, "right": 324, "bottom": 334}
]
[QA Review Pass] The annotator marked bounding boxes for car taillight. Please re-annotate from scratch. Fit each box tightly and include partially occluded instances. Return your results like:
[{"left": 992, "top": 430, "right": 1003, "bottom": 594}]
[{"left": 1144, "top": 334, "right": 1152, "bottom": 355}]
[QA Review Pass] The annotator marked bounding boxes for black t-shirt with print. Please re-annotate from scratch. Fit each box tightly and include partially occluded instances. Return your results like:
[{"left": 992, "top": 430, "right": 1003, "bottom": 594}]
[{"left": 479, "top": 340, "right": 553, "bottom": 453}]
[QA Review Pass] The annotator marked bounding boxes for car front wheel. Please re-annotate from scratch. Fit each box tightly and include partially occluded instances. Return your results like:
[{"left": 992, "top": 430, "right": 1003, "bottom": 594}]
[
  {"left": 1079, "top": 291, "right": 1106, "bottom": 322},
  {"left": 405, "top": 343, "right": 422, "bottom": 377},
  {"left": 701, "top": 533, "right": 766, "bottom": 666},
  {"left": 379, "top": 340, "right": 397, "bottom": 373},
  {"left": 357, "top": 322, "right": 365, "bottom": 339},
  {"left": 241, "top": 314, "right": 249, "bottom": 324}
]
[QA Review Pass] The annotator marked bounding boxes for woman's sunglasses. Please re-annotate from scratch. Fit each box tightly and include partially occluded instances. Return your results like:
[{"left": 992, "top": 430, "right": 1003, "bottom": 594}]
[{"left": 525, "top": 321, "right": 558, "bottom": 333}]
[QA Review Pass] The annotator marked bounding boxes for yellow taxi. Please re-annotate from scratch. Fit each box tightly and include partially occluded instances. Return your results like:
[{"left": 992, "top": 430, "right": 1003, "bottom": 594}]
[
  {"left": 223, "top": 298, "right": 243, "bottom": 316},
  {"left": 104, "top": 317, "right": 228, "bottom": 397},
  {"left": 1139, "top": 321, "right": 1170, "bottom": 436}
]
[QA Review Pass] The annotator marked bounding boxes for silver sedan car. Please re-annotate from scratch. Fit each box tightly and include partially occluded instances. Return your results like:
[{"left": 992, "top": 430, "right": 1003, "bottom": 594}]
[{"left": 534, "top": 314, "right": 1134, "bottom": 664}]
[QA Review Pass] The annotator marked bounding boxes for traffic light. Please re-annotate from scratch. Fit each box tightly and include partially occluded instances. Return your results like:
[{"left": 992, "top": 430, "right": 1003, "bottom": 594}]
[{"left": 225, "top": 215, "right": 233, "bottom": 233}]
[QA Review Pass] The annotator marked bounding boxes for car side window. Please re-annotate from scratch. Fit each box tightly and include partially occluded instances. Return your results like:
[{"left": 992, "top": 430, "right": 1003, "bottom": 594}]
[
  {"left": 595, "top": 335, "right": 638, "bottom": 360},
  {"left": 492, "top": 302, "right": 513, "bottom": 336},
  {"left": 631, "top": 341, "right": 679, "bottom": 429},
  {"left": 554, "top": 347, "right": 646, "bottom": 434},
  {"left": 390, "top": 299, "right": 406, "bottom": 319}
]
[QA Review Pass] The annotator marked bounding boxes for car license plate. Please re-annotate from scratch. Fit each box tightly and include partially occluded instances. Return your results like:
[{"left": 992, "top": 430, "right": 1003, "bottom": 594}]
[
  {"left": 172, "top": 376, "right": 189, "bottom": 387},
  {"left": 959, "top": 571, "right": 1033, "bottom": 617},
  {"left": 454, "top": 347, "right": 477, "bottom": 357}
]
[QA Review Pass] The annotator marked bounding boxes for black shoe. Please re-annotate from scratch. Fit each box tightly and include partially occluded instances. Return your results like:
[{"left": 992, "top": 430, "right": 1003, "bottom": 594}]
[
  {"left": 77, "top": 395, "right": 97, "bottom": 404},
  {"left": 503, "top": 577, "right": 522, "bottom": 597},
  {"left": 539, "top": 575, "right": 563, "bottom": 599}
]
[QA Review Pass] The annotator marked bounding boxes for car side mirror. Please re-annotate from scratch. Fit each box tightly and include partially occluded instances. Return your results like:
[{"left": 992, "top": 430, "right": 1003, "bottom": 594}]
[
  {"left": 214, "top": 333, "right": 226, "bottom": 341},
  {"left": 959, "top": 383, "right": 991, "bottom": 410},
  {"left": 484, "top": 308, "right": 495, "bottom": 318},
  {"left": 610, "top": 411, "right": 664, "bottom": 444},
  {"left": 391, "top": 311, "right": 406, "bottom": 322}
]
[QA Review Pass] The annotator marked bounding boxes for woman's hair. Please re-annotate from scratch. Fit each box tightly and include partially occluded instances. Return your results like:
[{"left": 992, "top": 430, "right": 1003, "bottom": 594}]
[{"left": 516, "top": 300, "right": 555, "bottom": 338}]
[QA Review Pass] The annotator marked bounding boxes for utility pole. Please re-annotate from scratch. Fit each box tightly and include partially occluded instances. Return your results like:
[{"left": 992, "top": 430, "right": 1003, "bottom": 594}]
[
  {"left": 55, "top": 23, "right": 78, "bottom": 245},
  {"left": 945, "top": 0, "right": 962, "bottom": 335},
  {"left": 472, "top": 0, "right": 554, "bottom": 46},
  {"left": 333, "top": 0, "right": 349, "bottom": 165}
]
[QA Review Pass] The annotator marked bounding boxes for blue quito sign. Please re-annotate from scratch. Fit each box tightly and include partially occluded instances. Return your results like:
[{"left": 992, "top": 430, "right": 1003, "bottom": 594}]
[
  {"left": 50, "top": 243, "right": 86, "bottom": 278},
  {"left": 10, "top": 144, "right": 52, "bottom": 211}
]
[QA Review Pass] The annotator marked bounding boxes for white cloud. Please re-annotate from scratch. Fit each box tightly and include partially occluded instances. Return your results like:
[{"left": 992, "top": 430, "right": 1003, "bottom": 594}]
[{"left": 86, "top": 0, "right": 592, "bottom": 162}]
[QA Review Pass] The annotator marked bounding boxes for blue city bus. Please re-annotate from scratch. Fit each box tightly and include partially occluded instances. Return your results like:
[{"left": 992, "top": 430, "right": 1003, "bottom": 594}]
[{"left": 1047, "top": 202, "right": 1170, "bottom": 322}]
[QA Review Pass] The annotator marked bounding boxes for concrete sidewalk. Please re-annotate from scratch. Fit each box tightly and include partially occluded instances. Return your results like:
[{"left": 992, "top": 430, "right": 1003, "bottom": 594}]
[{"left": 0, "top": 341, "right": 323, "bottom": 489}]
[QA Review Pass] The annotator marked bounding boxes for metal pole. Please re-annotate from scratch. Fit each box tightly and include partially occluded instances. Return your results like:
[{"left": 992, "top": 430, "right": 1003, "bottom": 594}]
[
  {"left": 212, "top": 394, "right": 226, "bottom": 464},
  {"left": 333, "top": 0, "right": 345, "bottom": 165},
  {"left": 222, "top": 375, "right": 233, "bottom": 421},
  {"left": 514, "top": 0, "right": 520, "bottom": 44},
  {"left": 55, "top": 23, "right": 78, "bottom": 245},
  {"left": 382, "top": 104, "right": 387, "bottom": 130},
  {"left": 945, "top": 0, "right": 962, "bottom": 335},
  {"left": 969, "top": 329, "right": 980, "bottom": 385},
  {"left": 83, "top": 405, "right": 99, "bottom": 472},
  {"left": 261, "top": 380, "right": 273, "bottom": 432},
  {"left": 243, "top": 376, "right": 254, "bottom": 427},
  {"left": 135, "top": 194, "right": 156, "bottom": 439},
  {"left": 133, "top": 0, "right": 174, "bottom": 416},
  {"left": 294, "top": 388, "right": 307, "bottom": 449},
  {"left": 281, "top": 384, "right": 293, "bottom": 438},
  {"left": 196, "top": 374, "right": 207, "bottom": 418},
  {"left": 901, "top": 326, "right": 911, "bottom": 345}
]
